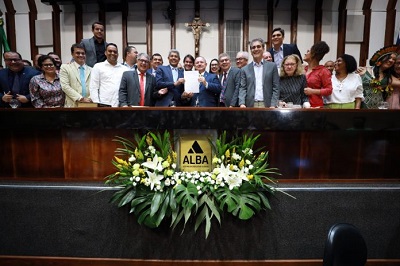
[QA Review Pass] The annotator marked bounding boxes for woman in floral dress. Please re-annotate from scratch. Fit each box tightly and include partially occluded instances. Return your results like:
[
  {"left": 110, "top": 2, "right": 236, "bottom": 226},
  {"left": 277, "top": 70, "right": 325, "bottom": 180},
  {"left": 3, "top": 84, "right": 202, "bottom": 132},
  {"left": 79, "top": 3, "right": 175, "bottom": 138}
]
[{"left": 356, "top": 46, "right": 397, "bottom": 109}]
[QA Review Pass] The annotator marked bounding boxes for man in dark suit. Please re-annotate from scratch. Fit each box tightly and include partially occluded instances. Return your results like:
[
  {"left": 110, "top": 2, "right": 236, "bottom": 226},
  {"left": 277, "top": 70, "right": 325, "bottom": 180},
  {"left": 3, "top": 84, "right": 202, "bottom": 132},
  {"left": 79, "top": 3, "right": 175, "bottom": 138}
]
[
  {"left": 80, "top": 22, "right": 108, "bottom": 67},
  {"left": 146, "top": 53, "right": 163, "bottom": 77},
  {"left": 119, "top": 53, "right": 156, "bottom": 107},
  {"left": 154, "top": 49, "right": 185, "bottom": 106},
  {"left": 188, "top": 56, "right": 221, "bottom": 107},
  {"left": 218, "top": 53, "right": 241, "bottom": 107},
  {"left": 268, "top": 27, "right": 302, "bottom": 68},
  {"left": 0, "top": 51, "right": 41, "bottom": 108},
  {"left": 239, "top": 38, "right": 280, "bottom": 108}
]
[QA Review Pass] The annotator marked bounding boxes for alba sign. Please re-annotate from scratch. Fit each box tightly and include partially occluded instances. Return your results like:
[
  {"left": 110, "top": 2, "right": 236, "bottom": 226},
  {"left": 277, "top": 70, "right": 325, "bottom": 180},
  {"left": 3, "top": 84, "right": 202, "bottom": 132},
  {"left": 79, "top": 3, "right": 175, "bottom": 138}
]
[{"left": 179, "top": 134, "right": 213, "bottom": 172}]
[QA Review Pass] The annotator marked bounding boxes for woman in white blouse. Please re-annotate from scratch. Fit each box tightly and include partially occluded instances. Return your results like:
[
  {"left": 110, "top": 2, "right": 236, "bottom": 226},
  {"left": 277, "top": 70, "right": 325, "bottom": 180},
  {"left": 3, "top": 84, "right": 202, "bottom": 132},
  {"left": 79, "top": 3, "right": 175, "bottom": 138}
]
[{"left": 324, "top": 54, "right": 363, "bottom": 109}]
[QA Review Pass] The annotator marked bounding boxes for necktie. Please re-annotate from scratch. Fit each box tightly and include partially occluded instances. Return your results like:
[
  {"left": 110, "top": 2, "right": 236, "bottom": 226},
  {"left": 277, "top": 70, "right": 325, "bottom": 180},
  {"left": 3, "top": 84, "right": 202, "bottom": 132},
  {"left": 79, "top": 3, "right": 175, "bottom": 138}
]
[
  {"left": 79, "top": 66, "right": 86, "bottom": 97},
  {"left": 139, "top": 72, "right": 145, "bottom": 106},
  {"left": 220, "top": 72, "right": 227, "bottom": 103},
  {"left": 12, "top": 73, "right": 20, "bottom": 96},
  {"left": 172, "top": 67, "right": 178, "bottom": 82}
]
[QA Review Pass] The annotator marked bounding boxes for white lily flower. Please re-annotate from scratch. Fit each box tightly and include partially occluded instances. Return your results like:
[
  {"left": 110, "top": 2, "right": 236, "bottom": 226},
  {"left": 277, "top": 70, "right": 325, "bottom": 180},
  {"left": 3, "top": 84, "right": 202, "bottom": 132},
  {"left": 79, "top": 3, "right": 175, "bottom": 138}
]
[
  {"left": 128, "top": 155, "right": 136, "bottom": 162},
  {"left": 146, "top": 170, "right": 164, "bottom": 190},
  {"left": 142, "top": 154, "right": 163, "bottom": 172}
]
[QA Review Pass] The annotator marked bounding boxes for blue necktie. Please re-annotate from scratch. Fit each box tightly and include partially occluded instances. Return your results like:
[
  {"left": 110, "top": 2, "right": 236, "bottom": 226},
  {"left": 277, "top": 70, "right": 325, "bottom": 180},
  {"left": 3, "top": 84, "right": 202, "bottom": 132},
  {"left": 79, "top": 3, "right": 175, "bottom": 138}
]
[
  {"left": 12, "top": 73, "right": 20, "bottom": 96},
  {"left": 220, "top": 72, "right": 227, "bottom": 103},
  {"left": 79, "top": 66, "right": 86, "bottom": 97},
  {"left": 172, "top": 67, "right": 178, "bottom": 82}
]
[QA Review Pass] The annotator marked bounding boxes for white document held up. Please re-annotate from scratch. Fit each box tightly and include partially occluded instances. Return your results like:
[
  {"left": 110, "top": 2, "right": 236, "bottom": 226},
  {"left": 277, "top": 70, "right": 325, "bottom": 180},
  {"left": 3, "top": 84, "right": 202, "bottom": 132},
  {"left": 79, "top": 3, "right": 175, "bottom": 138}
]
[{"left": 184, "top": 71, "right": 200, "bottom": 93}]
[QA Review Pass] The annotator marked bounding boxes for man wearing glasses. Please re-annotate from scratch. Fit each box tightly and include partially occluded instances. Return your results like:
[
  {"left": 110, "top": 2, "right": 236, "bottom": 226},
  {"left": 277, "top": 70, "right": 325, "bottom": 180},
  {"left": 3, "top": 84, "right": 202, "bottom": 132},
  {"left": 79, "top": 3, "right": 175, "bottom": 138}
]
[
  {"left": 235, "top": 51, "right": 249, "bottom": 69},
  {"left": 238, "top": 38, "right": 280, "bottom": 108},
  {"left": 0, "top": 51, "right": 40, "bottom": 107},
  {"left": 119, "top": 53, "right": 156, "bottom": 107}
]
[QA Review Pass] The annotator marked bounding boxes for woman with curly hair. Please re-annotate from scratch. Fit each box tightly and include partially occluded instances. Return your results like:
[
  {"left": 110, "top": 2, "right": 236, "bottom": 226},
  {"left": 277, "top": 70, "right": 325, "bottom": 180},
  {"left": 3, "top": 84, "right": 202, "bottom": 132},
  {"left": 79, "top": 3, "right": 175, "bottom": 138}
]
[
  {"left": 279, "top": 54, "right": 308, "bottom": 107},
  {"left": 303, "top": 41, "right": 332, "bottom": 107},
  {"left": 356, "top": 46, "right": 397, "bottom": 109},
  {"left": 325, "top": 54, "right": 363, "bottom": 109}
]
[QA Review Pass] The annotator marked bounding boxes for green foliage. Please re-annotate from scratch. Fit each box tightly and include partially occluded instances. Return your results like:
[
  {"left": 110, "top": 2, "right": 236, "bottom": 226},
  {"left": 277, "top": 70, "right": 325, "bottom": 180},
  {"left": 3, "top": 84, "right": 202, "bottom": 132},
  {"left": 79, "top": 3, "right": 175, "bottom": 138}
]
[{"left": 105, "top": 130, "right": 289, "bottom": 238}]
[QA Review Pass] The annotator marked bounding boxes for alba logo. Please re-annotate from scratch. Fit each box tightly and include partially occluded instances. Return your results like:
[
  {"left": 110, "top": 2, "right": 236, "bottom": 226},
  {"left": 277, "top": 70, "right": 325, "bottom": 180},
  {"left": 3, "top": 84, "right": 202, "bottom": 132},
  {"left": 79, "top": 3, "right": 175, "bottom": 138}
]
[{"left": 183, "top": 141, "right": 209, "bottom": 164}]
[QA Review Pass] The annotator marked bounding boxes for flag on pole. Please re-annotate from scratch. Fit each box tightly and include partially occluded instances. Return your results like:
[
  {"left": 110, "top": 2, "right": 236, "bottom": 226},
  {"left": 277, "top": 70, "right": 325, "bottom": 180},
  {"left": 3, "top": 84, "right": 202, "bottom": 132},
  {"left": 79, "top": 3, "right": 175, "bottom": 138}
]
[{"left": 0, "top": 10, "right": 11, "bottom": 60}]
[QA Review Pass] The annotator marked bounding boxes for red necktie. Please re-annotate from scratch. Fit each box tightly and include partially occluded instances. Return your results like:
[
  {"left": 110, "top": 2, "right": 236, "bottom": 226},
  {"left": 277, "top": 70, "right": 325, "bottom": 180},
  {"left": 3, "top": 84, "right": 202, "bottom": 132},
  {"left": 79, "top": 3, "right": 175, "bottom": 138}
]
[{"left": 140, "top": 72, "right": 145, "bottom": 106}]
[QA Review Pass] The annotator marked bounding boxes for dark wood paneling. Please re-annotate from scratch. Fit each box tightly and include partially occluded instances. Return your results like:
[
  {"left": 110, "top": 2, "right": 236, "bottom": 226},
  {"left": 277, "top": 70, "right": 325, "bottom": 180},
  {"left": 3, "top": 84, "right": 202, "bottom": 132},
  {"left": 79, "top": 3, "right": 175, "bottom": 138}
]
[
  {"left": 290, "top": 0, "right": 298, "bottom": 44},
  {"left": 27, "top": 0, "right": 38, "bottom": 61},
  {"left": 337, "top": 0, "right": 347, "bottom": 57},
  {"left": 360, "top": 0, "right": 372, "bottom": 66},
  {"left": 314, "top": 0, "right": 323, "bottom": 43},
  {"left": 74, "top": 2, "right": 83, "bottom": 43},
  {"left": 1, "top": 256, "right": 399, "bottom": 266},
  {"left": 218, "top": 0, "right": 224, "bottom": 54},
  {"left": 1, "top": 109, "right": 400, "bottom": 182},
  {"left": 51, "top": 4, "right": 61, "bottom": 56},
  {"left": 384, "top": 0, "right": 397, "bottom": 46},
  {"left": 242, "top": 0, "right": 249, "bottom": 49},
  {"left": 146, "top": 0, "right": 152, "bottom": 55}
]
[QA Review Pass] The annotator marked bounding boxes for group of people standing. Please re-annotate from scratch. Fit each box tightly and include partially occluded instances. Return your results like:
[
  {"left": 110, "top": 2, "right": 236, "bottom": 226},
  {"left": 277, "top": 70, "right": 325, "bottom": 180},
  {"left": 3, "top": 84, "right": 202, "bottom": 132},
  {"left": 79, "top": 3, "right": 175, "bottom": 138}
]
[{"left": 1, "top": 23, "right": 400, "bottom": 109}]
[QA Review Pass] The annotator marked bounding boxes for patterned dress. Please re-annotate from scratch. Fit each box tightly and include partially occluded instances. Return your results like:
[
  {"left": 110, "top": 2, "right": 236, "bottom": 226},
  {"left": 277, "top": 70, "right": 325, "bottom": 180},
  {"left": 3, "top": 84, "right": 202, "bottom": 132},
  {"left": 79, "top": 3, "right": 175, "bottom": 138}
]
[{"left": 360, "top": 71, "right": 384, "bottom": 109}]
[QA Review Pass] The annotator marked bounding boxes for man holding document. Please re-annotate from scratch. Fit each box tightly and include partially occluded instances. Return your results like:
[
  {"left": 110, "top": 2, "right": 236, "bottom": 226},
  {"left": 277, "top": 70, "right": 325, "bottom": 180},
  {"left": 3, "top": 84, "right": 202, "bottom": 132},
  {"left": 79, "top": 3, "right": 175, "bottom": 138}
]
[{"left": 183, "top": 56, "right": 221, "bottom": 107}]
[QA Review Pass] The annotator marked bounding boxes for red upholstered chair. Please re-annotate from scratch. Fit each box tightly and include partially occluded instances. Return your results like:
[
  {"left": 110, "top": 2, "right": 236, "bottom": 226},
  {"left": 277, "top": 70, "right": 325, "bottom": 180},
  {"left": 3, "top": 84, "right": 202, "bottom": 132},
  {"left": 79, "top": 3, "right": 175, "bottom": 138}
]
[{"left": 323, "top": 223, "right": 367, "bottom": 266}]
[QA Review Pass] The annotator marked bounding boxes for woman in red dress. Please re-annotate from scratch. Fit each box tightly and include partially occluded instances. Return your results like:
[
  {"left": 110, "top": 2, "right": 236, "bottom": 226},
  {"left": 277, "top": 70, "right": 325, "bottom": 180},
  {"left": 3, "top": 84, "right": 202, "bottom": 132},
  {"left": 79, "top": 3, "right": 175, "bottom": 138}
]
[{"left": 303, "top": 41, "right": 332, "bottom": 107}]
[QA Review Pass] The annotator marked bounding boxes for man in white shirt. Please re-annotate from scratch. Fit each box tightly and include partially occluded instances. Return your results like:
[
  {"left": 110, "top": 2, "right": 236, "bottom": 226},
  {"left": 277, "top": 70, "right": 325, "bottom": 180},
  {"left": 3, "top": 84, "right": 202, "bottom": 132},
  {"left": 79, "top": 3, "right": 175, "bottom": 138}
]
[{"left": 89, "top": 43, "right": 129, "bottom": 107}]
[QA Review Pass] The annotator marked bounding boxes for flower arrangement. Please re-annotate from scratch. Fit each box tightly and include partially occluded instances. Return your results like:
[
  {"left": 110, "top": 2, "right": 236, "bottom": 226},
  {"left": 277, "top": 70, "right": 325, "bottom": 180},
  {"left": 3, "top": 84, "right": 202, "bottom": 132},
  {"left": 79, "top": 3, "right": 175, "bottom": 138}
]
[
  {"left": 106, "top": 131, "right": 288, "bottom": 238},
  {"left": 370, "top": 78, "right": 393, "bottom": 95}
]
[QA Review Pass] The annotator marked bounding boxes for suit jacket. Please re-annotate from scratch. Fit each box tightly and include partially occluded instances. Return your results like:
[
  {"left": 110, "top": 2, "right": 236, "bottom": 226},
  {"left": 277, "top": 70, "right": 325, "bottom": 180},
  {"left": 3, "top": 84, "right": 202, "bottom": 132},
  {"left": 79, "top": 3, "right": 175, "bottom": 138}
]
[
  {"left": 119, "top": 70, "right": 156, "bottom": 106},
  {"left": 0, "top": 67, "right": 41, "bottom": 108},
  {"left": 219, "top": 67, "right": 241, "bottom": 107},
  {"left": 269, "top": 43, "right": 303, "bottom": 63},
  {"left": 191, "top": 71, "right": 221, "bottom": 107},
  {"left": 80, "top": 37, "right": 108, "bottom": 67},
  {"left": 59, "top": 62, "right": 92, "bottom": 107},
  {"left": 238, "top": 60, "right": 280, "bottom": 108},
  {"left": 154, "top": 65, "right": 184, "bottom": 106}
]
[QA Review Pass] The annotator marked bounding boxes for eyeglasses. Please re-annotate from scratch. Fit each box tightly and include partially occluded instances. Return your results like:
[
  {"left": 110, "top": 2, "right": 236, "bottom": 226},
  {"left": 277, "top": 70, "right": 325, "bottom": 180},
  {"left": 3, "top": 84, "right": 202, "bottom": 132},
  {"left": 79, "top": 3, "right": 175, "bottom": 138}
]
[
  {"left": 251, "top": 45, "right": 262, "bottom": 50},
  {"left": 272, "top": 34, "right": 282, "bottom": 37},
  {"left": 43, "top": 64, "right": 55, "bottom": 67},
  {"left": 236, "top": 57, "right": 245, "bottom": 61},
  {"left": 283, "top": 63, "right": 296, "bottom": 67},
  {"left": 138, "top": 59, "right": 149, "bottom": 64}
]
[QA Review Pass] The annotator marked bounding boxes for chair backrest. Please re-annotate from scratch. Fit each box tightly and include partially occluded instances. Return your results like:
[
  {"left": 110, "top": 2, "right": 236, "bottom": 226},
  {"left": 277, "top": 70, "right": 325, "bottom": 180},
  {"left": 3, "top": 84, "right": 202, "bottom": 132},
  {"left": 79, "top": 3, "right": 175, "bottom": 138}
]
[{"left": 323, "top": 223, "right": 367, "bottom": 266}]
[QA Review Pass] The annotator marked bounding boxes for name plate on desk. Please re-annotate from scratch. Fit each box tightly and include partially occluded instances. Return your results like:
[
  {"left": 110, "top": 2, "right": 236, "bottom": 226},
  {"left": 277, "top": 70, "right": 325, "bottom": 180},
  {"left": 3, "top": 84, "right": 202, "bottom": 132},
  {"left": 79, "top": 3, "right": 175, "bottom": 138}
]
[{"left": 176, "top": 130, "right": 217, "bottom": 172}]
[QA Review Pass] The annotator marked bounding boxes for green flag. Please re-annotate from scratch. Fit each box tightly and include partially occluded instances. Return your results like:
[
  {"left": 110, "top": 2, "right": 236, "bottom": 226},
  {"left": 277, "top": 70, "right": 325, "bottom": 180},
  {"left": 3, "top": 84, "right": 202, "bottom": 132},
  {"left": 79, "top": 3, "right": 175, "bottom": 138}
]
[{"left": 0, "top": 16, "right": 10, "bottom": 58}]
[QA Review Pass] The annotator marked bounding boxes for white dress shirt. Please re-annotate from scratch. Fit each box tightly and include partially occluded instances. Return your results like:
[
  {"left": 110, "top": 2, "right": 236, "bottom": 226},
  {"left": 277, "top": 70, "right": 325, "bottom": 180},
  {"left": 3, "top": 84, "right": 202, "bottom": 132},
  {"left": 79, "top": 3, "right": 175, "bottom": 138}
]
[{"left": 90, "top": 61, "right": 129, "bottom": 107}]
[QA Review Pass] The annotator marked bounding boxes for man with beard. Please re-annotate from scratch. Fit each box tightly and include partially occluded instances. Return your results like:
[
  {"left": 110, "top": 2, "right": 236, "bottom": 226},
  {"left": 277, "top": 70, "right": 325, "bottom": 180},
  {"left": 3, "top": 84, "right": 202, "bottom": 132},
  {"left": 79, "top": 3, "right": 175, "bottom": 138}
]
[{"left": 89, "top": 43, "right": 128, "bottom": 107}]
